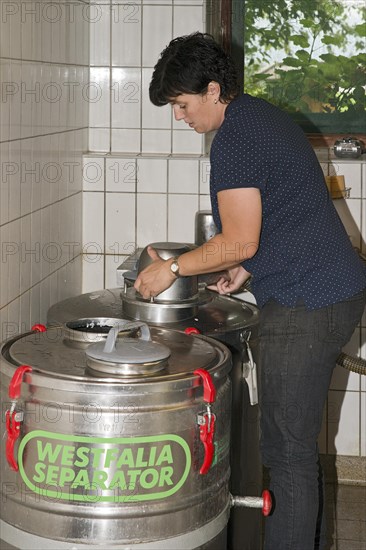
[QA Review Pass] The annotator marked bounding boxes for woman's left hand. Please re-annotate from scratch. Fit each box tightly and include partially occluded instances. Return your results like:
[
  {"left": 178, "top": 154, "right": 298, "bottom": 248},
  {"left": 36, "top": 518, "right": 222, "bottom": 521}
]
[
  {"left": 207, "top": 265, "right": 251, "bottom": 295},
  {"left": 134, "top": 247, "right": 176, "bottom": 299}
]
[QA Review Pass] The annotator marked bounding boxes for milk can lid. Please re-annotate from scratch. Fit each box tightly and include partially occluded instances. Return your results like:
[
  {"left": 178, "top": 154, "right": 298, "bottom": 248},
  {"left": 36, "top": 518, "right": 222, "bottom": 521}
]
[
  {"left": 85, "top": 320, "right": 171, "bottom": 376},
  {"left": 4, "top": 319, "right": 231, "bottom": 385}
]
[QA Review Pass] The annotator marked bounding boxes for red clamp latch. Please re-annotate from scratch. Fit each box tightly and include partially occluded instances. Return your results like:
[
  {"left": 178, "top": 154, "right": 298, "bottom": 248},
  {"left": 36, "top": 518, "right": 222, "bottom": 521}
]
[
  {"left": 184, "top": 327, "right": 201, "bottom": 335},
  {"left": 31, "top": 323, "right": 47, "bottom": 332},
  {"left": 6, "top": 409, "right": 23, "bottom": 471},
  {"left": 194, "top": 368, "right": 216, "bottom": 475},
  {"left": 8, "top": 365, "right": 32, "bottom": 401},
  {"left": 5, "top": 365, "right": 32, "bottom": 471}
]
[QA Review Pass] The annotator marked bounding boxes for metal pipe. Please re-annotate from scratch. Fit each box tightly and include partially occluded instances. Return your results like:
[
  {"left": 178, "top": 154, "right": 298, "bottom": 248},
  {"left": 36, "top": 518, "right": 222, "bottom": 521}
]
[
  {"left": 230, "top": 490, "right": 272, "bottom": 517},
  {"left": 231, "top": 495, "right": 265, "bottom": 509}
]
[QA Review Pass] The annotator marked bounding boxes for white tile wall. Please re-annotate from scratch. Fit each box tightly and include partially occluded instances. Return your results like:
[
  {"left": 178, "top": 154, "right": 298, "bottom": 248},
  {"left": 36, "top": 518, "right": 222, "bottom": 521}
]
[
  {"left": 172, "top": 129, "right": 204, "bottom": 154},
  {"left": 168, "top": 158, "right": 200, "bottom": 194},
  {"left": 111, "top": 4, "right": 142, "bottom": 67},
  {"left": 327, "top": 390, "right": 360, "bottom": 456},
  {"left": 168, "top": 194, "right": 198, "bottom": 242},
  {"left": 199, "top": 194, "right": 212, "bottom": 210},
  {"left": 82, "top": 254, "right": 105, "bottom": 293},
  {"left": 137, "top": 158, "right": 167, "bottom": 193},
  {"left": 83, "top": 157, "right": 105, "bottom": 191},
  {"left": 172, "top": 4, "right": 205, "bottom": 37},
  {"left": 141, "top": 6, "right": 173, "bottom": 67},
  {"left": 141, "top": 130, "right": 171, "bottom": 154},
  {"left": 30, "top": 284, "right": 41, "bottom": 330},
  {"left": 136, "top": 193, "right": 167, "bottom": 245},
  {"left": 89, "top": 68, "right": 111, "bottom": 128},
  {"left": 82, "top": 192, "right": 105, "bottom": 253},
  {"left": 112, "top": 68, "right": 142, "bottom": 128},
  {"left": 20, "top": 214, "right": 32, "bottom": 294},
  {"left": 90, "top": 128, "right": 111, "bottom": 152},
  {"left": 88, "top": 0, "right": 205, "bottom": 155},
  {"left": 106, "top": 157, "right": 137, "bottom": 192},
  {"left": 7, "top": 219, "right": 21, "bottom": 305},
  {"left": 105, "top": 192, "right": 136, "bottom": 253},
  {"left": 0, "top": 0, "right": 88, "bottom": 332},
  {"left": 112, "top": 129, "right": 140, "bottom": 153},
  {"left": 200, "top": 158, "right": 211, "bottom": 194},
  {"left": 90, "top": 3, "right": 111, "bottom": 66}
]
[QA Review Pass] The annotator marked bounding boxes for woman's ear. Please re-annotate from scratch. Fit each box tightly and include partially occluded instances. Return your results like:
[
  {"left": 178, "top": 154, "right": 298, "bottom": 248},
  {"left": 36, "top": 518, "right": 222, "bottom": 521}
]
[{"left": 207, "top": 81, "right": 221, "bottom": 98}]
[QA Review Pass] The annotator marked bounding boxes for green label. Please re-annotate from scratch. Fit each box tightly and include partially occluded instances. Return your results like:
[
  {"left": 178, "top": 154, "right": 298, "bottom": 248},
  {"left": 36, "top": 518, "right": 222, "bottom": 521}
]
[{"left": 18, "top": 431, "right": 191, "bottom": 502}]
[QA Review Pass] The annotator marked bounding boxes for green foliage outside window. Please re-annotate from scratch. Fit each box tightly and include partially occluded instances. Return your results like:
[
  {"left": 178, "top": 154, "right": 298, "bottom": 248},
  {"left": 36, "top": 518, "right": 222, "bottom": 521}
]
[{"left": 243, "top": 0, "right": 366, "bottom": 133}]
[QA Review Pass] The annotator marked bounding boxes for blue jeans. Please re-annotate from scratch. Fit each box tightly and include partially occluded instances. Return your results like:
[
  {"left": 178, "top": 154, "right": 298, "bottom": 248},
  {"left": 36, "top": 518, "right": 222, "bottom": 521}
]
[{"left": 259, "top": 289, "right": 366, "bottom": 550}]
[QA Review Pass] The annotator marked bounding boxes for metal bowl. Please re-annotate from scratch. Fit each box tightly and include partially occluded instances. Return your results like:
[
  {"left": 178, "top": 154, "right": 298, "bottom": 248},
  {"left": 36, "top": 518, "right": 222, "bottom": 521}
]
[
  {"left": 194, "top": 211, "right": 218, "bottom": 245},
  {"left": 137, "top": 242, "right": 199, "bottom": 302}
]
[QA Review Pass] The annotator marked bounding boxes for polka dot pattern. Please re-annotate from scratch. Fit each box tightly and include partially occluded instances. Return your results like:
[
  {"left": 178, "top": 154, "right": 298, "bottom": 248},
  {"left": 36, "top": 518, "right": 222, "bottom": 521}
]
[{"left": 210, "top": 94, "right": 366, "bottom": 309}]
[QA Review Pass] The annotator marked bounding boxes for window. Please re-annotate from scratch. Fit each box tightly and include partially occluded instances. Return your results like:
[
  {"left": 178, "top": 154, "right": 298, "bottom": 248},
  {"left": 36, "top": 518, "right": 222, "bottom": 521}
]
[{"left": 223, "top": 0, "right": 366, "bottom": 143}]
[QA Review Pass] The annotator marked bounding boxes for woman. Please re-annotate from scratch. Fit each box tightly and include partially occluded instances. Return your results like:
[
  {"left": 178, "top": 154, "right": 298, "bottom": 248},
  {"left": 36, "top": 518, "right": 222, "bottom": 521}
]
[{"left": 134, "top": 32, "right": 366, "bottom": 550}]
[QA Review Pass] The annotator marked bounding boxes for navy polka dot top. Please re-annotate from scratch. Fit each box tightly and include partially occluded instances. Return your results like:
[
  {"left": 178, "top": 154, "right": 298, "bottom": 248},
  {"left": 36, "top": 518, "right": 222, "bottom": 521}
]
[{"left": 210, "top": 94, "right": 366, "bottom": 309}]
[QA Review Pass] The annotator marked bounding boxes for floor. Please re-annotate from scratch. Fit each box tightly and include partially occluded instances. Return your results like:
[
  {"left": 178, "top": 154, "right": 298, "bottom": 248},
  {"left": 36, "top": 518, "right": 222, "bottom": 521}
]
[{"left": 325, "top": 482, "right": 366, "bottom": 550}]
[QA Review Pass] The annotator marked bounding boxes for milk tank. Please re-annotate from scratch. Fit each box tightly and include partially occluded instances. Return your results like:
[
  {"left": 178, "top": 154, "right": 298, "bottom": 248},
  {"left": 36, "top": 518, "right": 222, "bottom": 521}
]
[{"left": 45, "top": 237, "right": 265, "bottom": 550}]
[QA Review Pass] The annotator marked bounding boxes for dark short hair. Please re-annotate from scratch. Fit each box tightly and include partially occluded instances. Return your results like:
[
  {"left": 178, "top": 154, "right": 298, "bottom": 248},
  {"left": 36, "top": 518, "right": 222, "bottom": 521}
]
[{"left": 149, "top": 32, "right": 240, "bottom": 106}]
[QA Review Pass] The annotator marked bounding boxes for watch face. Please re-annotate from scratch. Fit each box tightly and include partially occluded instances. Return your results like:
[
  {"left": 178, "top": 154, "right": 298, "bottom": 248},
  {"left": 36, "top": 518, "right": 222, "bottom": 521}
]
[{"left": 170, "top": 261, "right": 179, "bottom": 275}]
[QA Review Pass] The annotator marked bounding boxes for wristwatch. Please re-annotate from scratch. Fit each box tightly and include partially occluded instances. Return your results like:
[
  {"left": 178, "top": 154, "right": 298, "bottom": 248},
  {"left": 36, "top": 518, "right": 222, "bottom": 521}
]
[{"left": 169, "top": 257, "right": 180, "bottom": 277}]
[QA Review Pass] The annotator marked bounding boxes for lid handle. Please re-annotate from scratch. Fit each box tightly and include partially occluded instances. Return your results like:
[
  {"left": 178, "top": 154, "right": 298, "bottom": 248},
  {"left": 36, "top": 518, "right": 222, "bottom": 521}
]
[{"left": 103, "top": 320, "right": 151, "bottom": 354}]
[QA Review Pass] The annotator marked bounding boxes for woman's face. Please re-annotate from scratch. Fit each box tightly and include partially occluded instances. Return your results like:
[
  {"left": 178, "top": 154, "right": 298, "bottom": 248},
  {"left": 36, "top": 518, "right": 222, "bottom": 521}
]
[{"left": 170, "top": 90, "right": 227, "bottom": 134}]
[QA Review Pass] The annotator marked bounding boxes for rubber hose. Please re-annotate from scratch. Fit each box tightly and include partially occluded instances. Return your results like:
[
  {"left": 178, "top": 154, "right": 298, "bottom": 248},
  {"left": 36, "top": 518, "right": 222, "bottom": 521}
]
[{"left": 336, "top": 352, "right": 366, "bottom": 376}]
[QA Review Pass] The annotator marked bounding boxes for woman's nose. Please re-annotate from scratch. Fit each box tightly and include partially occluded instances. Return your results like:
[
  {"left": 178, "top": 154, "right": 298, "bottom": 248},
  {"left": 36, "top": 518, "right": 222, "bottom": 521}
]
[{"left": 173, "top": 105, "right": 184, "bottom": 121}]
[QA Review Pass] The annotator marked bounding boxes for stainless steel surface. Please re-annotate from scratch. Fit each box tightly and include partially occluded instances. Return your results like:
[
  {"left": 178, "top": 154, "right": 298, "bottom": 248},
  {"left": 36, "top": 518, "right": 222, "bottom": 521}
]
[
  {"left": 47, "top": 287, "right": 262, "bottom": 550},
  {"left": 137, "top": 242, "right": 198, "bottom": 302},
  {"left": 48, "top": 288, "right": 259, "bottom": 335},
  {"left": 0, "top": 513, "right": 229, "bottom": 550},
  {"left": 0, "top": 324, "right": 231, "bottom": 548},
  {"left": 122, "top": 285, "right": 201, "bottom": 323},
  {"left": 194, "top": 211, "right": 218, "bottom": 245},
  {"left": 333, "top": 137, "right": 365, "bottom": 158},
  {"left": 5, "top": 322, "right": 229, "bottom": 384}
]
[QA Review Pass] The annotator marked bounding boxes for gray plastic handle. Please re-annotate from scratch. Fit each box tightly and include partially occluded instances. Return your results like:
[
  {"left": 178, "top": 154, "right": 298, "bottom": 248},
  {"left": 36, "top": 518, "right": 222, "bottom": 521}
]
[{"left": 103, "top": 320, "right": 151, "bottom": 354}]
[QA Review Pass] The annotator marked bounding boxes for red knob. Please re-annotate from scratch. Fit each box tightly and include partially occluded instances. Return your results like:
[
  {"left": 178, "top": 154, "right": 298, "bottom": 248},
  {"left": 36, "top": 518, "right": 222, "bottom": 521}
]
[
  {"left": 31, "top": 324, "right": 47, "bottom": 332},
  {"left": 262, "top": 490, "right": 272, "bottom": 516},
  {"left": 184, "top": 327, "right": 200, "bottom": 335}
]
